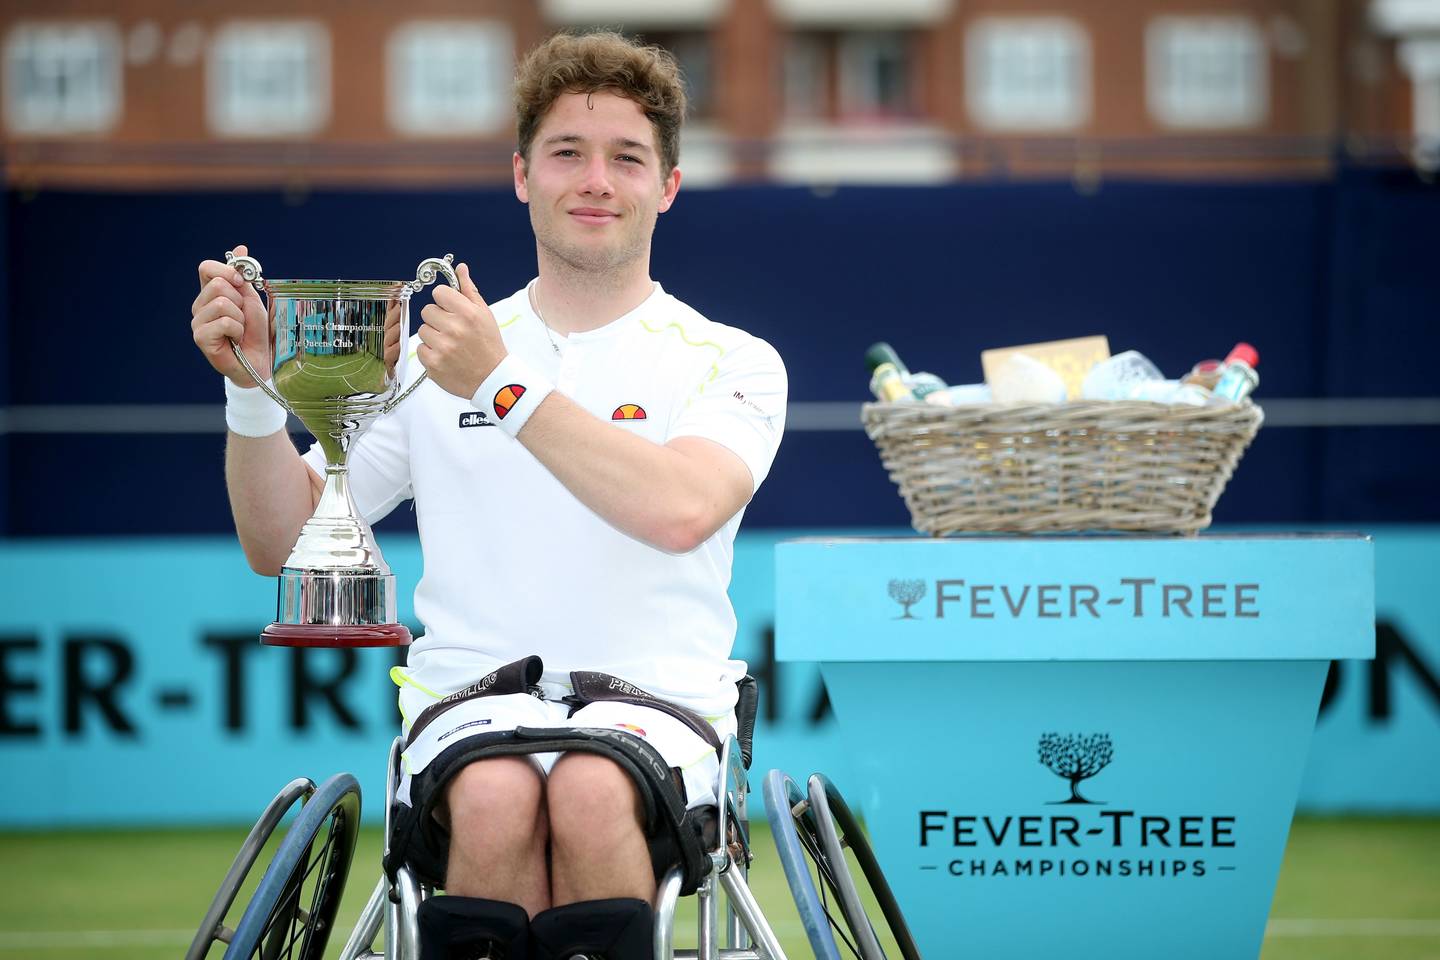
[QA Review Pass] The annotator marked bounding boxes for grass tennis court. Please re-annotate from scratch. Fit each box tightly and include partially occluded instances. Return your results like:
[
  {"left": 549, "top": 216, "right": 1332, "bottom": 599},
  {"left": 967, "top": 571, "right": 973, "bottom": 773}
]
[{"left": 1, "top": 817, "right": 1436, "bottom": 959}]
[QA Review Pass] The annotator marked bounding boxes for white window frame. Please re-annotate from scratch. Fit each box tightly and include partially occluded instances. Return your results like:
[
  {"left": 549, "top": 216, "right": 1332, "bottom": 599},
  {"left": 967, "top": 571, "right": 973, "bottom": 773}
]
[
  {"left": 661, "top": 31, "right": 716, "bottom": 119},
  {"left": 387, "top": 21, "right": 513, "bottom": 137},
  {"left": 1399, "top": 39, "right": 1440, "bottom": 166},
  {"left": 965, "top": 17, "right": 1090, "bottom": 132},
  {"left": 2, "top": 21, "right": 122, "bottom": 135},
  {"left": 541, "top": 0, "right": 726, "bottom": 28},
  {"left": 1146, "top": 16, "right": 1268, "bottom": 130},
  {"left": 782, "top": 33, "right": 828, "bottom": 119},
  {"left": 837, "top": 31, "right": 914, "bottom": 120},
  {"left": 773, "top": 0, "right": 951, "bottom": 27},
  {"left": 207, "top": 21, "right": 330, "bottom": 138}
]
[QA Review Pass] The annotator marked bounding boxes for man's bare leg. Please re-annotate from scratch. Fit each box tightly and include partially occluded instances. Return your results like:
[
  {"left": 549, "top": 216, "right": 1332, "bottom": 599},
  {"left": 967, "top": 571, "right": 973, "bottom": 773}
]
[
  {"left": 546, "top": 753, "right": 656, "bottom": 905},
  {"left": 442, "top": 756, "right": 551, "bottom": 917}
]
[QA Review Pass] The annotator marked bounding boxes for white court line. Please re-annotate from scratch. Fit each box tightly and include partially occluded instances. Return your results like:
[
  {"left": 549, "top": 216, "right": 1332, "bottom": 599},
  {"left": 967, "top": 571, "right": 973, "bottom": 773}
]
[
  {"left": 2, "top": 398, "right": 1440, "bottom": 434},
  {"left": 3, "top": 920, "right": 1438, "bottom": 949},
  {"left": 0, "top": 929, "right": 193, "bottom": 949},
  {"left": 1266, "top": 918, "right": 1440, "bottom": 937}
]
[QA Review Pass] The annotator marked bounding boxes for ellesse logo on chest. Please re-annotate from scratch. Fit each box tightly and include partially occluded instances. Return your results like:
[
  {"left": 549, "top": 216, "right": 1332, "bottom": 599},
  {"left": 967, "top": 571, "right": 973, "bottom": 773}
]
[
  {"left": 611, "top": 403, "right": 647, "bottom": 421},
  {"left": 458, "top": 411, "right": 495, "bottom": 428}
]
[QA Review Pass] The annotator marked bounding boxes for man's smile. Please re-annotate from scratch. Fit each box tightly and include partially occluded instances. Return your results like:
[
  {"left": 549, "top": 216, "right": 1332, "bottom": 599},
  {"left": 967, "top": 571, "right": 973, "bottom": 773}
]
[{"left": 569, "top": 207, "right": 621, "bottom": 225}]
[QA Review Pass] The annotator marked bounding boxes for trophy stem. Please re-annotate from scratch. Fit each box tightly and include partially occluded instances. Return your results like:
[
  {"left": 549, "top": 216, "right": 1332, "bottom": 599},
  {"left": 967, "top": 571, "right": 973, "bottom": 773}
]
[
  {"left": 314, "top": 463, "right": 363, "bottom": 521},
  {"left": 262, "top": 463, "right": 410, "bottom": 646},
  {"left": 286, "top": 466, "right": 392, "bottom": 574}
]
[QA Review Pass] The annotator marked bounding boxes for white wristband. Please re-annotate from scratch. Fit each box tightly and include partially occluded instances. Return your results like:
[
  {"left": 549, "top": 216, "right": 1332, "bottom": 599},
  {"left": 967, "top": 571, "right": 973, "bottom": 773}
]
[
  {"left": 225, "top": 376, "right": 289, "bottom": 437},
  {"left": 470, "top": 354, "right": 554, "bottom": 438}
]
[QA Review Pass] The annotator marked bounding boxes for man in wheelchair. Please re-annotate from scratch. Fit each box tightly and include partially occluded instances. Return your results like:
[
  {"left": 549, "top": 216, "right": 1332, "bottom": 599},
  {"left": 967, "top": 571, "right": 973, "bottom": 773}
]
[
  {"left": 192, "top": 28, "right": 787, "bottom": 960},
  {"left": 391, "top": 660, "right": 757, "bottom": 959}
]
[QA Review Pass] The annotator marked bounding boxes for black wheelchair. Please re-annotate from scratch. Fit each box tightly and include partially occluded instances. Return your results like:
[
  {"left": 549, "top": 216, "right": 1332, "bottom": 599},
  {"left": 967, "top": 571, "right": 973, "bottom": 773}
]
[{"left": 187, "top": 679, "right": 921, "bottom": 960}]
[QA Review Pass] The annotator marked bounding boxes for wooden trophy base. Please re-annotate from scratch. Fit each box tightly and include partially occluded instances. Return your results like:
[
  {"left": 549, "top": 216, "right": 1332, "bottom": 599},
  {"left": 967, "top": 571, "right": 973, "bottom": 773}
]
[{"left": 261, "top": 622, "right": 413, "bottom": 648}]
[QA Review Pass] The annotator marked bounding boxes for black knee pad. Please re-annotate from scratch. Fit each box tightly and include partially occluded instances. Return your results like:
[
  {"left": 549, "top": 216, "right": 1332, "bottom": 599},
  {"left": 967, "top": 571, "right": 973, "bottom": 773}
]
[
  {"left": 419, "top": 896, "right": 530, "bottom": 960},
  {"left": 529, "top": 898, "right": 653, "bottom": 960}
]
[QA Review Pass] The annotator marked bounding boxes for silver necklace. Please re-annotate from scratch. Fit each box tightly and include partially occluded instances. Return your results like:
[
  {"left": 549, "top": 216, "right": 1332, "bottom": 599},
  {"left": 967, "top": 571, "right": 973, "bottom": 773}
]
[{"left": 528, "top": 283, "right": 561, "bottom": 355}]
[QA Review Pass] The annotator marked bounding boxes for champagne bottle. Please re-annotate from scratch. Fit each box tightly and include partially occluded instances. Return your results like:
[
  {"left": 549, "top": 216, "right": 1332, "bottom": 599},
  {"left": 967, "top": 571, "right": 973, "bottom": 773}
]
[{"left": 865, "top": 342, "right": 946, "bottom": 402}]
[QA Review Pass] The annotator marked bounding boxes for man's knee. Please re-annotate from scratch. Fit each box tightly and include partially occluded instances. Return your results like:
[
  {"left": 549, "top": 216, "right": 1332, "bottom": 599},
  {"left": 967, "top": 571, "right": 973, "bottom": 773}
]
[
  {"left": 547, "top": 753, "right": 643, "bottom": 840},
  {"left": 444, "top": 756, "right": 545, "bottom": 835}
]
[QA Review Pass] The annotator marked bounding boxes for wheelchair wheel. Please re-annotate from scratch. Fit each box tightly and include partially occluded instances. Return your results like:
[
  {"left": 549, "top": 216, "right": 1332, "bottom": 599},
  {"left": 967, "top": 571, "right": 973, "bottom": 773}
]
[
  {"left": 187, "top": 778, "right": 315, "bottom": 960},
  {"left": 224, "top": 773, "right": 361, "bottom": 960},
  {"left": 807, "top": 774, "right": 922, "bottom": 960},
  {"left": 763, "top": 769, "right": 922, "bottom": 960},
  {"left": 764, "top": 769, "right": 842, "bottom": 959}
]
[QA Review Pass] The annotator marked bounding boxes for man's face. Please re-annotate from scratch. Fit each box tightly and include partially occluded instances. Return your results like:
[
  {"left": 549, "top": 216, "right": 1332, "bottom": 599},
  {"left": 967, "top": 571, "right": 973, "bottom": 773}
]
[{"left": 514, "top": 91, "right": 682, "bottom": 275}]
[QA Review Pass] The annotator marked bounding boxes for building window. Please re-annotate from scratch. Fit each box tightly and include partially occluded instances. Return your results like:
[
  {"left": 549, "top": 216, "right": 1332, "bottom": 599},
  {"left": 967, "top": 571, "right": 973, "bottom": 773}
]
[
  {"left": 1147, "top": 17, "right": 1268, "bottom": 129},
  {"left": 1398, "top": 39, "right": 1440, "bottom": 167},
  {"left": 783, "top": 33, "right": 828, "bottom": 119},
  {"left": 2, "top": 21, "right": 122, "bottom": 135},
  {"left": 783, "top": 31, "right": 920, "bottom": 123},
  {"left": 388, "top": 22, "right": 512, "bottom": 136},
  {"left": 838, "top": 31, "right": 916, "bottom": 120},
  {"left": 966, "top": 18, "right": 1090, "bottom": 131},
  {"left": 636, "top": 31, "right": 714, "bottom": 119},
  {"left": 208, "top": 22, "right": 329, "bottom": 137}
]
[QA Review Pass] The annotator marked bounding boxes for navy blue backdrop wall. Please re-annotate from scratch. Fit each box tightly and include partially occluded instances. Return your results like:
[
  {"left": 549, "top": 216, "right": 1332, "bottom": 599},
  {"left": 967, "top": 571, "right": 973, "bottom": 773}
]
[
  {"left": 2, "top": 168, "right": 1439, "bottom": 820},
  {"left": 3, "top": 166, "right": 1438, "bottom": 537}
]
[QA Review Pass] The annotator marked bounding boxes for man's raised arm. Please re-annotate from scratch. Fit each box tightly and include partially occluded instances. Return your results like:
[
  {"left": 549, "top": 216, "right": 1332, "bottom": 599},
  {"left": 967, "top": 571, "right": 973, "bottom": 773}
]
[
  {"left": 192, "top": 245, "right": 321, "bottom": 574},
  {"left": 416, "top": 264, "right": 782, "bottom": 554}
]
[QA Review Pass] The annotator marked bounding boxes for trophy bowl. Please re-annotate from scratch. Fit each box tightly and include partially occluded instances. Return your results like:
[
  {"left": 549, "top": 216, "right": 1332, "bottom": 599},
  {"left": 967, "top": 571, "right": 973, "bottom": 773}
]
[{"left": 225, "top": 251, "right": 458, "bottom": 647}]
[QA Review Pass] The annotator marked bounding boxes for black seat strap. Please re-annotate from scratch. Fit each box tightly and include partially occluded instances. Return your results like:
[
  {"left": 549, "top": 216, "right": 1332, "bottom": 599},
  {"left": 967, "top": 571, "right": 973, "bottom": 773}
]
[
  {"left": 404, "top": 655, "right": 544, "bottom": 748},
  {"left": 562, "top": 671, "right": 722, "bottom": 753}
]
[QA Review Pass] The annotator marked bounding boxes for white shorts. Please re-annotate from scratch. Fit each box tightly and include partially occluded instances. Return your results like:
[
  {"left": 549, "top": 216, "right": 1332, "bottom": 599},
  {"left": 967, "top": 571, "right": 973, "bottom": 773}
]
[{"left": 397, "top": 680, "right": 735, "bottom": 812}]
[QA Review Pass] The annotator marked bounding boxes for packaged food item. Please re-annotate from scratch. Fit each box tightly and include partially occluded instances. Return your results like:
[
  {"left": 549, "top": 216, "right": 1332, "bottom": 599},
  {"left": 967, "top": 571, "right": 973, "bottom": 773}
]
[
  {"left": 989, "top": 353, "right": 1068, "bottom": 403},
  {"left": 981, "top": 335, "right": 1109, "bottom": 400},
  {"left": 937, "top": 383, "right": 992, "bottom": 405},
  {"left": 1212, "top": 343, "right": 1260, "bottom": 403},
  {"left": 1123, "top": 380, "right": 1212, "bottom": 406},
  {"left": 1080, "top": 350, "right": 1164, "bottom": 401},
  {"left": 1182, "top": 359, "right": 1224, "bottom": 391}
]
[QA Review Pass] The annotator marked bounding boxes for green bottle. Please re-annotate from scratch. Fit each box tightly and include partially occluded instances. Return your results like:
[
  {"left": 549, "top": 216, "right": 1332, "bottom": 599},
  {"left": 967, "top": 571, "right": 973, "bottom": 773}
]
[{"left": 865, "top": 342, "right": 946, "bottom": 402}]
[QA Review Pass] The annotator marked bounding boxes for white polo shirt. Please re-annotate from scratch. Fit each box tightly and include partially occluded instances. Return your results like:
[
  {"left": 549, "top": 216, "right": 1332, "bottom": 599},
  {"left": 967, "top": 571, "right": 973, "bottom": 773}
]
[{"left": 300, "top": 281, "right": 787, "bottom": 721}]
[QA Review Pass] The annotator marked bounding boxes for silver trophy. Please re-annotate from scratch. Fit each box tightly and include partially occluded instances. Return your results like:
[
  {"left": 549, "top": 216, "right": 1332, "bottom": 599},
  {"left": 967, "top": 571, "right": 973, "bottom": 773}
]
[{"left": 225, "top": 250, "right": 458, "bottom": 647}]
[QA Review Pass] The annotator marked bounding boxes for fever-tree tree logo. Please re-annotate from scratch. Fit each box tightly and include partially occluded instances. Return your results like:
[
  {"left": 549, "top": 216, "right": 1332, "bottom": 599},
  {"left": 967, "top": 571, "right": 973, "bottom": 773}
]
[
  {"left": 888, "top": 579, "right": 926, "bottom": 619},
  {"left": 1038, "top": 733, "right": 1113, "bottom": 804}
]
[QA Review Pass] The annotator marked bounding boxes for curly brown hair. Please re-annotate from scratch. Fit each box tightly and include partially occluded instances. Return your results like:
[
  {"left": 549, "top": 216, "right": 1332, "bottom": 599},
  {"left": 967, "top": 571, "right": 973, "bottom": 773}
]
[{"left": 515, "top": 31, "right": 687, "bottom": 177}]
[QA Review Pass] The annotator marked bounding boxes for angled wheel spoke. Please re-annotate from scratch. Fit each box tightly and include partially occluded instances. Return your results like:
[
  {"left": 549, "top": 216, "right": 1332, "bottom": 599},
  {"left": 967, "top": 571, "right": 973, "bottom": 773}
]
[
  {"left": 798, "top": 811, "right": 864, "bottom": 958},
  {"left": 255, "top": 821, "right": 340, "bottom": 953}
]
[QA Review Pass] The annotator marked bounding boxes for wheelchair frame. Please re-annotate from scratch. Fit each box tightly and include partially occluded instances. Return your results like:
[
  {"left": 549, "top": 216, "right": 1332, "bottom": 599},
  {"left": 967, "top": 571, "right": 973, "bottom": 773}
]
[
  {"left": 330, "top": 733, "right": 789, "bottom": 960},
  {"left": 193, "top": 709, "right": 920, "bottom": 960}
]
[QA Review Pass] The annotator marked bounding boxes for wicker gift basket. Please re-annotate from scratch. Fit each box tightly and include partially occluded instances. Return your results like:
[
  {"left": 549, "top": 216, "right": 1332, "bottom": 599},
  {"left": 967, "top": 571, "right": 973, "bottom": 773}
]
[{"left": 862, "top": 399, "right": 1264, "bottom": 535}]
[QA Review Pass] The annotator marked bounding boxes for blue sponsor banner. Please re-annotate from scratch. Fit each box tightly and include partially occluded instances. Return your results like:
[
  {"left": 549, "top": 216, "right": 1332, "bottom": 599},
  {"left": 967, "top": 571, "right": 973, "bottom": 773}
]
[
  {"left": 0, "top": 528, "right": 1435, "bottom": 826},
  {"left": 0, "top": 536, "right": 848, "bottom": 827},
  {"left": 776, "top": 535, "right": 1374, "bottom": 661},
  {"left": 824, "top": 659, "right": 1326, "bottom": 960},
  {"left": 1299, "top": 527, "right": 1440, "bottom": 811}
]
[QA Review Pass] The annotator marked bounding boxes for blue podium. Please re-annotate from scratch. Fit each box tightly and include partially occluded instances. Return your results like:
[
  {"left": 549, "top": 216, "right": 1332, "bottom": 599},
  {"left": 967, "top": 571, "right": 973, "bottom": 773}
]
[{"left": 775, "top": 535, "right": 1374, "bottom": 960}]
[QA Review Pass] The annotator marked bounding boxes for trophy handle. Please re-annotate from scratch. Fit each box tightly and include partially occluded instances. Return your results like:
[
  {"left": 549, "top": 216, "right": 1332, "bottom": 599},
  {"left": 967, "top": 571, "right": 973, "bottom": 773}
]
[
  {"left": 384, "top": 253, "right": 460, "bottom": 414},
  {"left": 222, "top": 251, "right": 294, "bottom": 415}
]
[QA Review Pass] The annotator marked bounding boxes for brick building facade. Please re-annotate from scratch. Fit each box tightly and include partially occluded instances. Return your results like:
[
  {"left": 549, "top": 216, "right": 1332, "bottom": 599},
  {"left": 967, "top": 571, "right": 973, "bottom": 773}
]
[{"left": 1, "top": 0, "right": 1433, "bottom": 188}]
